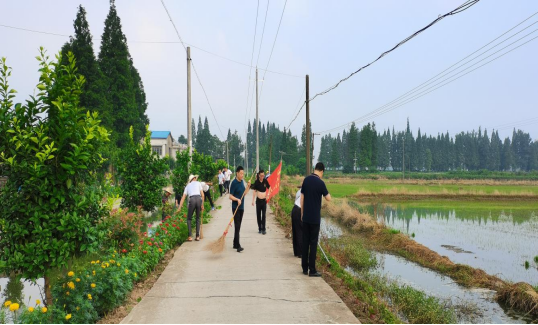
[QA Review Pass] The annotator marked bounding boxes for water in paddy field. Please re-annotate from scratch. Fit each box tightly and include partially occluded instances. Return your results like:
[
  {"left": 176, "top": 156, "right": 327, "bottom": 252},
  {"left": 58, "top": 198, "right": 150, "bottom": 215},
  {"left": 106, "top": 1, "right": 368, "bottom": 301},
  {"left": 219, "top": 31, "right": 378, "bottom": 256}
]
[
  {"left": 0, "top": 276, "right": 44, "bottom": 323},
  {"left": 360, "top": 201, "right": 538, "bottom": 285},
  {"left": 372, "top": 252, "right": 533, "bottom": 324}
]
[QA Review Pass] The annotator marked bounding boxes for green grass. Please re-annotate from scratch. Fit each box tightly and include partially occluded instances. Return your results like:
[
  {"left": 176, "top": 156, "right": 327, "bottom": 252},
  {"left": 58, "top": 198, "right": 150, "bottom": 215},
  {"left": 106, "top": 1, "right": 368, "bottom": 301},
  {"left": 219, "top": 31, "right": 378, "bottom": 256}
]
[
  {"left": 324, "top": 170, "right": 538, "bottom": 181},
  {"left": 326, "top": 181, "right": 538, "bottom": 198}
]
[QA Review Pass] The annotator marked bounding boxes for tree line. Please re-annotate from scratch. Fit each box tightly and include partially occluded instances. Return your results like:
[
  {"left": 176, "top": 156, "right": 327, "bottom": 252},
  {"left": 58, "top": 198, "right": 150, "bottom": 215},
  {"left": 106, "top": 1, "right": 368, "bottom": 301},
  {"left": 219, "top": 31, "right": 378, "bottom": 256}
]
[{"left": 318, "top": 119, "right": 538, "bottom": 172}]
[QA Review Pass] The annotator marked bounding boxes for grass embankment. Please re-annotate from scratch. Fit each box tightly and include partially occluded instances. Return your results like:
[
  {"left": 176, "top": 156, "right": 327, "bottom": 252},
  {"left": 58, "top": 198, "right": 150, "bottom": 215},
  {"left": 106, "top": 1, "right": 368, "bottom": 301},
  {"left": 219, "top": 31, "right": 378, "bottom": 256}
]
[
  {"left": 324, "top": 170, "right": 538, "bottom": 181},
  {"left": 270, "top": 185, "right": 460, "bottom": 323},
  {"left": 320, "top": 178, "right": 538, "bottom": 201},
  {"left": 321, "top": 197, "right": 538, "bottom": 318}
]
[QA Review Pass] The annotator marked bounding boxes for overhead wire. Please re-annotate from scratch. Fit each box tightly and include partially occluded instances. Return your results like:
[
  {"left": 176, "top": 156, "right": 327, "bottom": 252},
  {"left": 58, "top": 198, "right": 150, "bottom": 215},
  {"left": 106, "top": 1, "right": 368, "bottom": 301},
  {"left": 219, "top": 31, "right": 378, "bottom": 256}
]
[
  {"left": 318, "top": 33, "right": 538, "bottom": 135},
  {"left": 160, "top": 0, "right": 225, "bottom": 139},
  {"left": 287, "top": 0, "right": 481, "bottom": 129},
  {"left": 321, "top": 29, "right": 538, "bottom": 134}
]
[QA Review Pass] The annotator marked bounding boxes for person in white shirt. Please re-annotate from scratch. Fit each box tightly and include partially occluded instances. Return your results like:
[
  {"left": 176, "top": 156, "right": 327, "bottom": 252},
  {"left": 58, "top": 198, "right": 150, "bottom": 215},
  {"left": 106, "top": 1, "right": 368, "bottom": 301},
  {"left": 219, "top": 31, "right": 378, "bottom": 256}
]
[
  {"left": 291, "top": 186, "right": 303, "bottom": 258},
  {"left": 199, "top": 180, "right": 215, "bottom": 211},
  {"left": 177, "top": 175, "right": 205, "bottom": 241},
  {"left": 224, "top": 167, "right": 232, "bottom": 193},
  {"left": 217, "top": 169, "right": 225, "bottom": 197}
]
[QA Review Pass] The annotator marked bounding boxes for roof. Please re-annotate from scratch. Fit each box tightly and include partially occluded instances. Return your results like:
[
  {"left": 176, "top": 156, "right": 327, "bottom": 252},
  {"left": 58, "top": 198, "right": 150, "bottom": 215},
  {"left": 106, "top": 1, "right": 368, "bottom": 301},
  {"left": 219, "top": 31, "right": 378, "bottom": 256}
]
[{"left": 151, "top": 131, "right": 171, "bottom": 139}]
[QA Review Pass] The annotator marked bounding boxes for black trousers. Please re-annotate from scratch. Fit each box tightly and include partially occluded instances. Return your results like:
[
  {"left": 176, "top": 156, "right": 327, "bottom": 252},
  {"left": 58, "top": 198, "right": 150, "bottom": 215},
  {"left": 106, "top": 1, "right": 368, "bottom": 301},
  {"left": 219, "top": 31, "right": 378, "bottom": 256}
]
[
  {"left": 291, "top": 205, "right": 303, "bottom": 257},
  {"left": 233, "top": 209, "right": 245, "bottom": 248},
  {"left": 224, "top": 181, "right": 230, "bottom": 192},
  {"left": 302, "top": 221, "right": 320, "bottom": 273},
  {"left": 256, "top": 198, "right": 267, "bottom": 231},
  {"left": 219, "top": 184, "right": 224, "bottom": 196},
  {"left": 203, "top": 190, "right": 214, "bottom": 208}
]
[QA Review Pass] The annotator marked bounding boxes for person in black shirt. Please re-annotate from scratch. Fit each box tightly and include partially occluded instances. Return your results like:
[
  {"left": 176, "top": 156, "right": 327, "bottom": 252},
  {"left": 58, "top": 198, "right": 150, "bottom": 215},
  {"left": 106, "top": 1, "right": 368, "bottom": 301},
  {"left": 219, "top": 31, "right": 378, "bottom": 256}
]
[
  {"left": 301, "top": 162, "right": 332, "bottom": 277},
  {"left": 251, "top": 169, "right": 271, "bottom": 234}
]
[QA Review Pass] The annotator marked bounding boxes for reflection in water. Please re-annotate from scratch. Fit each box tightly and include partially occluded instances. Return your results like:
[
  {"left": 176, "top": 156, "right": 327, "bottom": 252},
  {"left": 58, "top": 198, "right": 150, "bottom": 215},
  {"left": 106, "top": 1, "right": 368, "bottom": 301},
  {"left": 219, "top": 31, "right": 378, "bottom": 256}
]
[
  {"left": 0, "top": 276, "right": 44, "bottom": 307},
  {"left": 361, "top": 201, "right": 538, "bottom": 284}
]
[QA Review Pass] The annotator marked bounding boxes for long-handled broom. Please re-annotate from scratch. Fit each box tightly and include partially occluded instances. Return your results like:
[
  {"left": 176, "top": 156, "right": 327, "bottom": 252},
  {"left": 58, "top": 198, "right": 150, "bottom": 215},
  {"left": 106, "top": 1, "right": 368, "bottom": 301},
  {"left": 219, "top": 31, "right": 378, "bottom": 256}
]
[{"left": 205, "top": 172, "right": 255, "bottom": 254}]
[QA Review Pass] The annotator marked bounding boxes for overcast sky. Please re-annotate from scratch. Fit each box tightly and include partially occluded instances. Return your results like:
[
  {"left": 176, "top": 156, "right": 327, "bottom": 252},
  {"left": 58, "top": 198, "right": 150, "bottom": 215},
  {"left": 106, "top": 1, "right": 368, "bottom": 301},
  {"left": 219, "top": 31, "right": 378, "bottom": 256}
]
[{"left": 1, "top": 0, "right": 537, "bottom": 159}]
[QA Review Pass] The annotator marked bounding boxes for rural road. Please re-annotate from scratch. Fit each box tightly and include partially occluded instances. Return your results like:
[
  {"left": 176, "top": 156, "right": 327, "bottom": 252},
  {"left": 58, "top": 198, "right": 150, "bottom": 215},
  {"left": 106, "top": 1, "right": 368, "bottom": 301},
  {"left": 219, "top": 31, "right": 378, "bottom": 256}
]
[{"left": 121, "top": 194, "right": 359, "bottom": 324}]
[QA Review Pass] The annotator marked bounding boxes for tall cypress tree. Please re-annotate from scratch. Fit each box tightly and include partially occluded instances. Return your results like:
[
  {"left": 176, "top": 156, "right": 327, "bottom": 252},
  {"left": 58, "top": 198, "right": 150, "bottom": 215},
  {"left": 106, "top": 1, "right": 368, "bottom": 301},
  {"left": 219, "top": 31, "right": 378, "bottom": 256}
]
[
  {"left": 61, "top": 5, "right": 111, "bottom": 129},
  {"left": 99, "top": 1, "right": 146, "bottom": 148}
]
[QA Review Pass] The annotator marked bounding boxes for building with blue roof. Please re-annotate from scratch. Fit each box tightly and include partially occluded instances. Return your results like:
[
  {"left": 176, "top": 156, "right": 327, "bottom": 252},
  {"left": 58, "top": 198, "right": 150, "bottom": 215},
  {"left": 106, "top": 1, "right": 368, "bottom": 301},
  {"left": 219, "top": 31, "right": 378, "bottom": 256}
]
[{"left": 149, "top": 130, "right": 186, "bottom": 160}]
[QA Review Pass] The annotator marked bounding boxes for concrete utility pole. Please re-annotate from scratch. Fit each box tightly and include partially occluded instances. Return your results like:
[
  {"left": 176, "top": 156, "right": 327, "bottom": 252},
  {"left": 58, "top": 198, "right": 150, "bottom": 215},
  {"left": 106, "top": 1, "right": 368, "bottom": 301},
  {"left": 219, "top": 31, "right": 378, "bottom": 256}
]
[
  {"left": 256, "top": 68, "right": 260, "bottom": 173},
  {"left": 353, "top": 152, "right": 358, "bottom": 173},
  {"left": 245, "top": 130, "right": 248, "bottom": 175},
  {"left": 305, "top": 74, "right": 310, "bottom": 176},
  {"left": 187, "top": 47, "right": 192, "bottom": 164}
]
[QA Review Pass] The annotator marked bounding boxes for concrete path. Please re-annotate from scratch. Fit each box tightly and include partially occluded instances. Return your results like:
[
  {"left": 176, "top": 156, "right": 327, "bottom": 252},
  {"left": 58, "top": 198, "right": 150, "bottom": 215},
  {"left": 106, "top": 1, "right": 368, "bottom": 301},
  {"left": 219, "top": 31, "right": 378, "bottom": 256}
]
[{"left": 122, "top": 195, "right": 359, "bottom": 324}]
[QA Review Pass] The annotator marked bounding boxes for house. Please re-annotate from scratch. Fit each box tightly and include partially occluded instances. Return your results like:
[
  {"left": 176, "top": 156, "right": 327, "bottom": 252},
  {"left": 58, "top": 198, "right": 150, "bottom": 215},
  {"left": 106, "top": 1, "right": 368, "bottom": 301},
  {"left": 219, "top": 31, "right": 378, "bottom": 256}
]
[{"left": 150, "top": 131, "right": 187, "bottom": 160}]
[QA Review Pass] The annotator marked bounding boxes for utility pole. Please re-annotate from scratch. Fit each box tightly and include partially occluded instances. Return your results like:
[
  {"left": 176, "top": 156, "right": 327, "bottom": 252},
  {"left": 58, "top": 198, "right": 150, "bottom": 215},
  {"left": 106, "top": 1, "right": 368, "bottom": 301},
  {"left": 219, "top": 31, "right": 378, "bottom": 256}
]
[
  {"left": 256, "top": 68, "right": 260, "bottom": 173},
  {"left": 245, "top": 130, "right": 248, "bottom": 175},
  {"left": 353, "top": 152, "right": 358, "bottom": 173},
  {"left": 187, "top": 47, "right": 192, "bottom": 165},
  {"left": 226, "top": 141, "right": 229, "bottom": 169},
  {"left": 305, "top": 74, "right": 310, "bottom": 176}
]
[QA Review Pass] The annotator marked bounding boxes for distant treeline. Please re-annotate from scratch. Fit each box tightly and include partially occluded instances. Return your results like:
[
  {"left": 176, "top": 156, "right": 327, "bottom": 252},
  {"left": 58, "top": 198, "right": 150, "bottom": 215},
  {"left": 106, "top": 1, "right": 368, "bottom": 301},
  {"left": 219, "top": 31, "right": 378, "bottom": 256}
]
[{"left": 318, "top": 119, "right": 538, "bottom": 173}]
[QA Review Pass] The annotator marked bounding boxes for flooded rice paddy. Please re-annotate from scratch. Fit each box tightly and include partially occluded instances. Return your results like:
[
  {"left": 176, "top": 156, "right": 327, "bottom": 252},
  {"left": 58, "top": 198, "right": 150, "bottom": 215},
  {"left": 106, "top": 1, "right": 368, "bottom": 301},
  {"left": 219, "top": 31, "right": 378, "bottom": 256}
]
[{"left": 357, "top": 201, "right": 538, "bottom": 285}]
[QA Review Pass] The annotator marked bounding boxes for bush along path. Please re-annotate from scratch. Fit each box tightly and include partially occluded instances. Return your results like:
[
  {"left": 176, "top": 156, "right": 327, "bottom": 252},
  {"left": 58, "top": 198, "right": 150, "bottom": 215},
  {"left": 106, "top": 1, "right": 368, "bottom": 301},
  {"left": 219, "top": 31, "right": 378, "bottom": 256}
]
[{"left": 0, "top": 208, "right": 215, "bottom": 324}]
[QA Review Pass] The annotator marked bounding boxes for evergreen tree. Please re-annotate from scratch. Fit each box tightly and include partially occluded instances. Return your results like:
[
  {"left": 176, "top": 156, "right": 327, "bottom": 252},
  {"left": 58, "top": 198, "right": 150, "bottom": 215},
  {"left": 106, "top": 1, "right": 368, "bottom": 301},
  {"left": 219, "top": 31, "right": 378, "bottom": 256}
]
[
  {"left": 61, "top": 5, "right": 111, "bottom": 129},
  {"left": 98, "top": 1, "right": 146, "bottom": 148}
]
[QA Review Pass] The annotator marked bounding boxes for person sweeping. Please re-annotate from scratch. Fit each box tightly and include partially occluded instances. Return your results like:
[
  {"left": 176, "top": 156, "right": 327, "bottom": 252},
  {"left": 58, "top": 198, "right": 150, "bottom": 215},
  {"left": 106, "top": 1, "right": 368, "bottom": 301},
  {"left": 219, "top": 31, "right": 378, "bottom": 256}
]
[
  {"left": 177, "top": 174, "right": 205, "bottom": 242},
  {"left": 229, "top": 166, "right": 251, "bottom": 252}
]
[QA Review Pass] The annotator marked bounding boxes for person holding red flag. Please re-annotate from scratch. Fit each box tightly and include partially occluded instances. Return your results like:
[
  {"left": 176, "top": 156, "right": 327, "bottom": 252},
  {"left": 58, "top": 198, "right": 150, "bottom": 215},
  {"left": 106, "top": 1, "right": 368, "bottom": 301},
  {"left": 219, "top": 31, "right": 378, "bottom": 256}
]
[{"left": 252, "top": 168, "right": 270, "bottom": 234}]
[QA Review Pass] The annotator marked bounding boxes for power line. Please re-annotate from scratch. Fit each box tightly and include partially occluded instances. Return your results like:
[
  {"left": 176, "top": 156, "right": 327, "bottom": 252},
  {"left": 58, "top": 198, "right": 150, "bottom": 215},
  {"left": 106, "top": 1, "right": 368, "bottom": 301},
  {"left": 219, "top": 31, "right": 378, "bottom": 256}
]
[
  {"left": 160, "top": 0, "right": 225, "bottom": 140},
  {"left": 346, "top": 16, "right": 538, "bottom": 129},
  {"left": 318, "top": 33, "right": 538, "bottom": 135},
  {"left": 258, "top": 0, "right": 289, "bottom": 103},
  {"left": 255, "top": 0, "right": 270, "bottom": 68},
  {"left": 494, "top": 116, "right": 538, "bottom": 129},
  {"left": 287, "top": 0, "right": 481, "bottom": 129},
  {"left": 309, "top": 0, "right": 480, "bottom": 102},
  {"left": 243, "top": 0, "right": 261, "bottom": 146},
  {"left": 0, "top": 22, "right": 302, "bottom": 78},
  {"left": 495, "top": 117, "right": 538, "bottom": 132}
]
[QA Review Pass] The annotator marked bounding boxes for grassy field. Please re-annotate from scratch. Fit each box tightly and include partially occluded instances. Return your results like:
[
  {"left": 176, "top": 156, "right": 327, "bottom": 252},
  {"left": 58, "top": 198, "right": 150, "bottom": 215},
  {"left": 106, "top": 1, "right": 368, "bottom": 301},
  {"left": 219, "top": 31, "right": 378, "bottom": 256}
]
[{"left": 323, "top": 179, "right": 538, "bottom": 198}]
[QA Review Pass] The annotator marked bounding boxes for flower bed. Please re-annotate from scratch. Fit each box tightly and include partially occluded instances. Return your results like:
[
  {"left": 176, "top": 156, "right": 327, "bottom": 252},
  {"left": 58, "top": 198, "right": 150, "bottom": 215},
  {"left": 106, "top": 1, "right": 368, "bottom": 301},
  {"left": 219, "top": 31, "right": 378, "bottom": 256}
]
[{"left": 0, "top": 212, "right": 191, "bottom": 324}]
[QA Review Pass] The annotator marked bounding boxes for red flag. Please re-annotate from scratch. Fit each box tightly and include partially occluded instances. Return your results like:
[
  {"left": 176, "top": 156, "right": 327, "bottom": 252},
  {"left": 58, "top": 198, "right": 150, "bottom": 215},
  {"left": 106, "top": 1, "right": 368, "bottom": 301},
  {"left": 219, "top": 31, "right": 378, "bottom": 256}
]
[{"left": 266, "top": 162, "right": 282, "bottom": 202}]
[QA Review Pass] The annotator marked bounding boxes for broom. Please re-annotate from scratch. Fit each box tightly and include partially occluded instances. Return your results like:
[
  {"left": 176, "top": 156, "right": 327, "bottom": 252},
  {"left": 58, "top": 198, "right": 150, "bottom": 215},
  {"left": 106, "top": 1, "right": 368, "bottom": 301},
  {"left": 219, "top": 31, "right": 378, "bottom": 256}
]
[{"left": 205, "top": 172, "right": 256, "bottom": 254}]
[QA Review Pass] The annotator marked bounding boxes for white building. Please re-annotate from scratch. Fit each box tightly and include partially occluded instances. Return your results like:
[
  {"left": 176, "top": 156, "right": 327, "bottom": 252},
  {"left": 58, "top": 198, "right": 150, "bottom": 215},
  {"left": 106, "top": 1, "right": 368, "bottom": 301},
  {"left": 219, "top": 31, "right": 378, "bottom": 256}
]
[{"left": 150, "top": 131, "right": 187, "bottom": 160}]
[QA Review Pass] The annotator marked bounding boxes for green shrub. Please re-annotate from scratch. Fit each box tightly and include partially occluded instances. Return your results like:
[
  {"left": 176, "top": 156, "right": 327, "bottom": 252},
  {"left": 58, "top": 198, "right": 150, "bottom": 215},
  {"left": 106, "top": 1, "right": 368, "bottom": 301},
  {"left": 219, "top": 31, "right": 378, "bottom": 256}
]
[
  {"left": 0, "top": 50, "right": 110, "bottom": 303},
  {"left": 118, "top": 126, "right": 168, "bottom": 211}
]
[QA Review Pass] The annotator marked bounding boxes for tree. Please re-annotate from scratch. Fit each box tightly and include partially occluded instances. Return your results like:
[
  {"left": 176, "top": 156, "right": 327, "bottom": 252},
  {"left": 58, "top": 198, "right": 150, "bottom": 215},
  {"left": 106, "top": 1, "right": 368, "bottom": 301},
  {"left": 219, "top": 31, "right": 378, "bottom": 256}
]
[
  {"left": 118, "top": 126, "right": 168, "bottom": 211},
  {"left": 60, "top": 5, "right": 111, "bottom": 130},
  {"left": 98, "top": 1, "right": 147, "bottom": 148},
  {"left": 0, "top": 51, "right": 110, "bottom": 304},
  {"left": 344, "top": 123, "right": 359, "bottom": 173},
  {"left": 178, "top": 135, "right": 187, "bottom": 144}
]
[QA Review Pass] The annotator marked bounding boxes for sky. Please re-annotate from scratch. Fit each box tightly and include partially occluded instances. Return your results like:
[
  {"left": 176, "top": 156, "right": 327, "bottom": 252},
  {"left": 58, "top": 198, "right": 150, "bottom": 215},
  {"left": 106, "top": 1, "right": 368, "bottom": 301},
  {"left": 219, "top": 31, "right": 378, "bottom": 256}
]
[{"left": 1, "top": 0, "right": 537, "bottom": 161}]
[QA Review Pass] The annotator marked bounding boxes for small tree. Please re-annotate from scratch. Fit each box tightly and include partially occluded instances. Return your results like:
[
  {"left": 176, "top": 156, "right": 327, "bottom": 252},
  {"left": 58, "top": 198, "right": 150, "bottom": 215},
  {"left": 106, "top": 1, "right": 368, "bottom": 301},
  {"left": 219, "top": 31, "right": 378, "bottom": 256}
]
[
  {"left": 171, "top": 149, "right": 219, "bottom": 194},
  {"left": 118, "top": 126, "right": 168, "bottom": 211},
  {"left": 0, "top": 50, "right": 110, "bottom": 304}
]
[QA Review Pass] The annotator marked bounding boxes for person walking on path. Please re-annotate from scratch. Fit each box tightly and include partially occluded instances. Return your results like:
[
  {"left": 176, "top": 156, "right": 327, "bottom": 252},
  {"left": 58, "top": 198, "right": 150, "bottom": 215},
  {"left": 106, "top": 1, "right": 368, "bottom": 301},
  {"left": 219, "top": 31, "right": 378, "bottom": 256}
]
[
  {"left": 229, "top": 166, "right": 251, "bottom": 252},
  {"left": 301, "top": 162, "right": 332, "bottom": 277},
  {"left": 200, "top": 180, "right": 216, "bottom": 211},
  {"left": 251, "top": 169, "right": 270, "bottom": 234},
  {"left": 291, "top": 186, "right": 303, "bottom": 258},
  {"left": 218, "top": 169, "right": 225, "bottom": 197},
  {"left": 224, "top": 167, "right": 232, "bottom": 193},
  {"left": 177, "top": 175, "right": 205, "bottom": 242}
]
